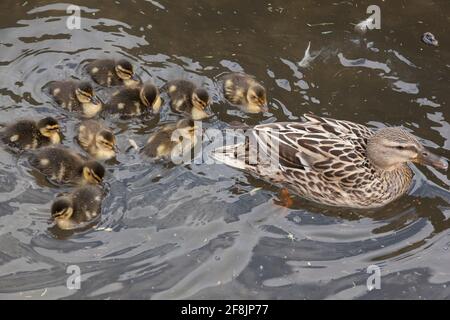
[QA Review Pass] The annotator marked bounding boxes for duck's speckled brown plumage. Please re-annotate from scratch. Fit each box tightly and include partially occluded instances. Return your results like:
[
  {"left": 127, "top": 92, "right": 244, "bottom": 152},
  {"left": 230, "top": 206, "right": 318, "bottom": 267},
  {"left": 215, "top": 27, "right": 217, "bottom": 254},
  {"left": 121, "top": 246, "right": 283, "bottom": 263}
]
[{"left": 211, "top": 114, "right": 416, "bottom": 208}]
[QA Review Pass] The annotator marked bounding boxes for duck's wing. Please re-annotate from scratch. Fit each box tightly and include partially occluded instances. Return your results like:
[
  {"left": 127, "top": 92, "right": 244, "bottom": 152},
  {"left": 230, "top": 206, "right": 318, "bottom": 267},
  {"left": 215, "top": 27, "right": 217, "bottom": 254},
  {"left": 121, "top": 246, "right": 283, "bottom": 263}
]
[{"left": 252, "top": 115, "right": 374, "bottom": 177}]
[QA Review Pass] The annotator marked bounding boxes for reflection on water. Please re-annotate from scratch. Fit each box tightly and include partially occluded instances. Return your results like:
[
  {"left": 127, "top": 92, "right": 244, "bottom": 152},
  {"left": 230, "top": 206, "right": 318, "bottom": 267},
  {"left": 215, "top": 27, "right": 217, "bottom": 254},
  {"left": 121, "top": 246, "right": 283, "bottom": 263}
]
[{"left": 0, "top": 0, "right": 450, "bottom": 299}]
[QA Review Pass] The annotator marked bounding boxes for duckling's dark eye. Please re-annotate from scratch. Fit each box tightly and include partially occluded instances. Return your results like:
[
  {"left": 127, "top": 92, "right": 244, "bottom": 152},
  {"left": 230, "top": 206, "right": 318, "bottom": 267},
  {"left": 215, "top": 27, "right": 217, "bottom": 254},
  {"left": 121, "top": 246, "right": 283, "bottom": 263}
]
[
  {"left": 422, "top": 152, "right": 428, "bottom": 156},
  {"left": 396, "top": 146, "right": 404, "bottom": 150}
]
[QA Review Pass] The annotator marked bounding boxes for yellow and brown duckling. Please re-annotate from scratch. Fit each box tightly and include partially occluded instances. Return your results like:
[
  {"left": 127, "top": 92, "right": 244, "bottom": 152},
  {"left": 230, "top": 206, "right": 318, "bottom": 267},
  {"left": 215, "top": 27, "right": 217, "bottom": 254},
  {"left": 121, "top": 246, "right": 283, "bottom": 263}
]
[
  {"left": 29, "top": 146, "right": 105, "bottom": 186},
  {"left": 86, "top": 58, "right": 140, "bottom": 87},
  {"left": 1, "top": 117, "right": 61, "bottom": 150},
  {"left": 222, "top": 73, "right": 268, "bottom": 113},
  {"left": 165, "top": 80, "right": 211, "bottom": 120},
  {"left": 142, "top": 119, "right": 198, "bottom": 160},
  {"left": 105, "top": 82, "right": 162, "bottom": 117},
  {"left": 77, "top": 120, "right": 117, "bottom": 160},
  {"left": 49, "top": 80, "right": 102, "bottom": 118},
  {"left": 51, "top": 185, "right": 103, "bottom": 230}
]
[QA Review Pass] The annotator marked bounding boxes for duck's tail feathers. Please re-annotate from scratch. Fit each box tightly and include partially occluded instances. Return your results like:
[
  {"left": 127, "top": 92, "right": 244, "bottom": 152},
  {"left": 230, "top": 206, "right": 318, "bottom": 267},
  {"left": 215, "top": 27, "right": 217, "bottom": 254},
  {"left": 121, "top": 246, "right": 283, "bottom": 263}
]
[{"left": 210, "top": 143, "right": 250, "bottom": 170}]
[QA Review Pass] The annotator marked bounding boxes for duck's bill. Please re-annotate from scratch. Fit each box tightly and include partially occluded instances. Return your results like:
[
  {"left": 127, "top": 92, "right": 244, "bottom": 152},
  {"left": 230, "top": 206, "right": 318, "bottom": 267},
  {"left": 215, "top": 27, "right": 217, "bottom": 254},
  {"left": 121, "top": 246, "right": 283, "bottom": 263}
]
[
  {"left": 417, "top": 151, "right": 448, "bottom": 170},
  {"left": 260, "top": 104, "right": 269, "bottom": 113}
]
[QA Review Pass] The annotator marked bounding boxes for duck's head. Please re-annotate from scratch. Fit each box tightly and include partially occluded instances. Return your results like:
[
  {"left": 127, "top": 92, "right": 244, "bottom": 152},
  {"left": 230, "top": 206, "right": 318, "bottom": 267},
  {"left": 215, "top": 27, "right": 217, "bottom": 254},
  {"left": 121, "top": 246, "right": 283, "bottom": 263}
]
[
  {"left": 75, "top": 82, "right": 102, "bottom": 106},
  {"left": 96, "top": 130, "right": 117, "bottom": 155},
  {"left": 247, "top": 84, "right": 268, "bottom": 113},
  {"left": 115, "top": 59, "right": 140, "bottom": 87},
  {"left": 37, "top": 117, "right": 61, "bottom": 144},
  {"left": 139, "top": 83, "right": 162, "bottom": 114},
  {"left": 82, "top": 161, "right": 105, "bottom": 184},
  {"left": 51, "top": 197, "right": 73, "bottom": 220},
  {"left": 191, "top": 88, "right": 211, "bottom": 120},
  {"left": 367, "top": 127, "right": 448, "bottom": 171}
]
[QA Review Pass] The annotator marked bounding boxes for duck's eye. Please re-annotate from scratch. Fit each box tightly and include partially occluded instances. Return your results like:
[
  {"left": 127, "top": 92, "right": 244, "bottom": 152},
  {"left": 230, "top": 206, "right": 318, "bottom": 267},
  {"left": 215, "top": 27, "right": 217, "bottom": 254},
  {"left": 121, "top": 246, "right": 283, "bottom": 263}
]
[
  {"left": 422, "top": 152, "right": 429, "bottom": 156},
  {"left": 396, "top": 146, "right": 405, "bottom": 150}
]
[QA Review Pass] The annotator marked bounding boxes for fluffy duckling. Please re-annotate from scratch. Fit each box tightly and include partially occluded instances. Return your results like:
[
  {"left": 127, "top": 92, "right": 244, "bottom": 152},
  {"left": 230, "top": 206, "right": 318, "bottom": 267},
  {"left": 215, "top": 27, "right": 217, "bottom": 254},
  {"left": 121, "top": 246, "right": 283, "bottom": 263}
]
[
  {"left": 1, "top": 117, "right": 61, "bottom": 150},
  {"left": 29, "top": 146, "right": 105, "bottom": 185},
  {"left": 86, "top": 58, "right": 140, "bottom": 87},
  {"left": 142, "top": 119, "right": 198, "bottom": 160},
  {"left": 165, "top": 80, "right": 211, "bottom": 120},
  {"left": 105, "top": 82, "right": 162, "bottom": 116},
  {"left": 51, "top": 185, "right": 103, "bottom": 230},
  {"left": 222, "top": 73, "right": 268, "bottom": 113},
  {"left": 49, "top": 81, "right": 102, "bottom": 118},
  {"left": 77, "top": 120, "right": 117, "bottom": 160}
]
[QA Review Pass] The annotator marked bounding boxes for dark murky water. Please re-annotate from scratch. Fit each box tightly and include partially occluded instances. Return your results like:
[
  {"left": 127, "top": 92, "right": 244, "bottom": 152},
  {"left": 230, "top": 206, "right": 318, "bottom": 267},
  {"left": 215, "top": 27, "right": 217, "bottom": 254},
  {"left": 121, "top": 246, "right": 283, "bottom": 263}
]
[{"left": 1, "top": 0, "right": 450, "bottom": 299}]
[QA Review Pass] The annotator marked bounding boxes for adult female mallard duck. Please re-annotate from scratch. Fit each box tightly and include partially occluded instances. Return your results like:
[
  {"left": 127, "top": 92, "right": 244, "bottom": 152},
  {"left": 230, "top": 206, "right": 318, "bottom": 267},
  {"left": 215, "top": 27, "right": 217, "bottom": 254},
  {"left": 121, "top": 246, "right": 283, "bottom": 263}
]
[
  {"left": 142, "top": 119, "right": 198, "bottom": 161},
  {"left": 211, "top": 114, "right": 448, "bottom": 208},
  {"left": 1, "top": 117, "right": 61, "bottom": 150},
  {"left": 105, "top": 82, "right": 162, "bottom": 117},
  {"left": 165, "top": 80, "right": 211, "bottom": 120},
  {"left": 222, "top": 73, "right": 268, "bottom": 113},
  {"left": 29, "top": 146, "right": 105, "bottom": 186},
  {"left": 48, "top": 81, "right": 102, "bottom": 118},
  {"left": 86, "top": 58, "right": 140, "bottom": 87},
  {"left": 51, "top": 185, "right": 103, "bottom": 230},
  {"left": 77, "top": 120, "right": 117, "bottom": 160}
]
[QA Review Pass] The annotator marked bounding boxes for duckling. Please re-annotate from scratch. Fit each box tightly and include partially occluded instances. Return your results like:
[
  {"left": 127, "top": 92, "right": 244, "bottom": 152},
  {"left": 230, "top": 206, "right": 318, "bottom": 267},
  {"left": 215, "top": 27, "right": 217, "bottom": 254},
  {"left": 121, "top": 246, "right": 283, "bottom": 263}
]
[
  {"left": 165, "top": 80, "right": 211, "bottom": 120},
  {"left": 222, "top": 73, "right": 268, "bottom": 113},
  {"left": 77, "top": 120, "right": 117, "bottom": 160},
  {"left": 105, "top": 82, "right": 162, "bottom": 116},
  {"left": 29, "top": 146, "right": 105, "bottom": 185},
  {"left": 51, "top": 185, "right": 103, "bottom": 230},
  {"left": 142, "top": 119, "right": 198, "bottom": 160},
  {"left": 48, "top": 80, "right": 102, "bottom": 118},
  {"left": 86, "top": 58, "right": 140, "bottom": 87},
  {"left": 1, "top": 117, "right": 61, "bottom": 150}
]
